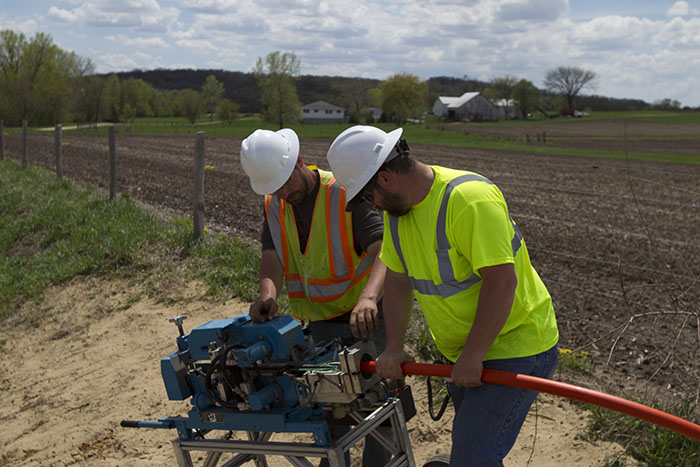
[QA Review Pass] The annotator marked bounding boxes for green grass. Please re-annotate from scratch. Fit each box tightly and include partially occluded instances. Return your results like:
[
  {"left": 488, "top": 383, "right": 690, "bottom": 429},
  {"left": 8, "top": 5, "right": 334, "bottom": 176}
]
[
  {"left": 0, "top": 158, "right": 260, "bottom": 320},
  {"left": 588, "top": 398, "right": 700, "bottom": 466},
  {"left": 7, "top": 109, "right": 699, "bottom": 164},
  {"left": 586, "top": 110, "right": 700, "bottom": 124}
]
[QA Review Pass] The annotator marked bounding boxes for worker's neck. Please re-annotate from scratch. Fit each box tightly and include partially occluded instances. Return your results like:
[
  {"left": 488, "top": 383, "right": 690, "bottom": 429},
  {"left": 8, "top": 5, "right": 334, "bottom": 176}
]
[{"left": 403, "top": 162, "right": 435, "bottom": 207}]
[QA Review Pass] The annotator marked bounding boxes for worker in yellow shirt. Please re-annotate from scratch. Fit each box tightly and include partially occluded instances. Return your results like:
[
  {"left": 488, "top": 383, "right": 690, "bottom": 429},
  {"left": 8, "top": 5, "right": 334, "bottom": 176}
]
[{"left": 326, "top": 125, "right": 559, "bottom": 466}]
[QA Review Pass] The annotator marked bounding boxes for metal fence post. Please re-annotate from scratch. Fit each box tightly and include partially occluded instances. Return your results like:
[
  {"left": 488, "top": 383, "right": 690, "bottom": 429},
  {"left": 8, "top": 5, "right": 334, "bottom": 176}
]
[
  {"left": 55, "top": 124, "right": 63, "bottom": 178},
  {"left": 193, "top": 131, "right": 206, "bottom": 240},
  {"left": 22, "top": 120, "right": 28, "bottom": 167},
  {"left": 0, "top": 119, "right": 4, "bottom": 160},
  {"left": 109, "top": 125, "right": 117, "bottom": 200}
]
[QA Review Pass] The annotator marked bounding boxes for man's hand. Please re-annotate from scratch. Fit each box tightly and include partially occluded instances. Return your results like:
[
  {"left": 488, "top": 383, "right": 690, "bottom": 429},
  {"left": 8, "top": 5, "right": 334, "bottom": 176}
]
[
  {"left": 249, "top": 298, "right": 278, "bottom": 323},
  {"left": 375, "top": 348, "right": 415, "bottom": 380},
  {"left": 451, "top": 352, "right": 484, "bottom": 387},
  {"left": 350, "top": 297, "right": 379, "bottom": 338}
]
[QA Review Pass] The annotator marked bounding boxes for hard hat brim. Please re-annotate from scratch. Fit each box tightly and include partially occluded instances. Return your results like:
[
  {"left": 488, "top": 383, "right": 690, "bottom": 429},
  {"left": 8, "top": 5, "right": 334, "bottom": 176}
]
[
  {"left": 344, "top": 127, "right": 403, "bottom": 210},
  {"left": 249, "top": 128, "right": 300, "bottom": 195}
]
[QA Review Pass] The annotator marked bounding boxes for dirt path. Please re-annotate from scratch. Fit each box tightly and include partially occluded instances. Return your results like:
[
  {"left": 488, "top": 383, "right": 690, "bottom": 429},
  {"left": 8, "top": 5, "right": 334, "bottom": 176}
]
[{"left": 0, "top": 278, "right": 636, "bottom": 466}]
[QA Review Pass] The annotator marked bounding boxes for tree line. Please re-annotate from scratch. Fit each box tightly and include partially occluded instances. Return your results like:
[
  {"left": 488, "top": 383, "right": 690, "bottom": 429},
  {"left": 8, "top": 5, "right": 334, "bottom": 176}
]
[{"left": 1, "top": 29, "right": 688, "bottom": 129}]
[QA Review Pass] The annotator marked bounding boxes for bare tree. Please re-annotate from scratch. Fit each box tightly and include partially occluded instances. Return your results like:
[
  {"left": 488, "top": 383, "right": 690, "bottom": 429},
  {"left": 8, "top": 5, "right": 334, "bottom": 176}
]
[{"left": 544, "top": 66, "right": 596, "bottom": 111}]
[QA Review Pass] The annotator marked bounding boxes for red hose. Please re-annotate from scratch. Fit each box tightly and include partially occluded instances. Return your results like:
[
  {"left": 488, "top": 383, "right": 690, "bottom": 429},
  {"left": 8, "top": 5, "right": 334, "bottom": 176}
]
[{"left": 360, "top": 360, "right": 700, "bottom": 442}]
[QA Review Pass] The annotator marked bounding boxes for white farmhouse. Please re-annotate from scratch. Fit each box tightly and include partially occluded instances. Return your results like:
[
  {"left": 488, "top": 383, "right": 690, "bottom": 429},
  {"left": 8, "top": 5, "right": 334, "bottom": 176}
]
[
  {"left": 432, "top": 92, "right": 498, "bottom": 122},
  {"left": 301, "top": 101, "right": 345, "bottom": 123}
]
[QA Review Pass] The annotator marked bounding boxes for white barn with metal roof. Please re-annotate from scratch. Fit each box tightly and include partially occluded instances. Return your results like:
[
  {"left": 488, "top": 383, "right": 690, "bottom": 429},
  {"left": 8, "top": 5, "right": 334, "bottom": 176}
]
[{"left": 432, "top": 92, "right": 498, "bottom": 122}]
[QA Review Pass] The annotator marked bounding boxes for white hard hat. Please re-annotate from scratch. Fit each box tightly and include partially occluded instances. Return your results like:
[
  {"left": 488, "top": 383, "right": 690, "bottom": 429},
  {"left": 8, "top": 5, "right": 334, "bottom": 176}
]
[
  {"left": 326, "top": 125, "right": 403, "bottom": 206},
  {"left": 240, "top": 128, "right": 300, "bottom": 195}
]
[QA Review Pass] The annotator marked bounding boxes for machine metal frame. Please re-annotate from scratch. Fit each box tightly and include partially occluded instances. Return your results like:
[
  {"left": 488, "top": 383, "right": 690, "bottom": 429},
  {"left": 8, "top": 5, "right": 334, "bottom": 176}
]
[{"left": 171, "top": 397, "right": 415, "bottom": 467}]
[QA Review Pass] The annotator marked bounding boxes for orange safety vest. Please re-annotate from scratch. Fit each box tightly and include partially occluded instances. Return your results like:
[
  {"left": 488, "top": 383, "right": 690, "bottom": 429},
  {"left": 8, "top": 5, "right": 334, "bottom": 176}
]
[{"left": 264, "top": 167, "right": 374, "bottom": 321}]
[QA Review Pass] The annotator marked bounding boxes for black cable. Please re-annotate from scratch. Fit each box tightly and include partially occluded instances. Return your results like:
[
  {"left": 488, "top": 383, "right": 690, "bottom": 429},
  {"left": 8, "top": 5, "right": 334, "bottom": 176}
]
[
  {"left": 427, "top": 360, "right": 451, "bottom": 421},
  {"left": 204, "top": 353, "right": 239, "bottom": 409}
]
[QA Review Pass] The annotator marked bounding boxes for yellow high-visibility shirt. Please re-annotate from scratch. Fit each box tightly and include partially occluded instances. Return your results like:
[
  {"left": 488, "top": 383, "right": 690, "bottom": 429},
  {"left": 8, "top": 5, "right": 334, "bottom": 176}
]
[{"left": 380, "top": 165, "right": 558, "bottom": 362}]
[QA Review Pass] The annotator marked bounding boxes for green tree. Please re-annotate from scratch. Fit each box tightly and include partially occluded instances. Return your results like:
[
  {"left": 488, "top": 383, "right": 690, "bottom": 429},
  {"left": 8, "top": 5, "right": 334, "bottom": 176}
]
[
  {"left": 512, "top": 79, "right": 541, "bottom": 119},
  {"left": 379, "top": 73, "right": 427, "bottom": 124},
  {"left": 201, "top": 75, "right": 224, "bottom": 121},
  {"left": 215, "top": 98, "right": 239, "bottom": 124},
  {"left": 73, "top": 74, "right": 107, "bottom": 123},
  {"left": 253, "top": 51, "right": 301, "bottom": 129},
  {"left": 103, "top": 74, "right": 121, "bottom": 122},
  {"left": 544, "top": 66, "right": 596, "bottom": 111},
  {"left": 120, "top": 78, "right": 154, "bottom": 119},
  {"left": 651, "top": 98, "right": 681, "bottom": 110},
  {"left": 484, "top": 75, "right": 517, "bottom": 120},
  {"left": 178, "top": 89, "right": 202, "bottom": 124},
  {"left": 339, "top": 79, "right": 371, "bottom": 123},
  {"left": 0, "top": 30, "right": 93, "bottom": 125}
]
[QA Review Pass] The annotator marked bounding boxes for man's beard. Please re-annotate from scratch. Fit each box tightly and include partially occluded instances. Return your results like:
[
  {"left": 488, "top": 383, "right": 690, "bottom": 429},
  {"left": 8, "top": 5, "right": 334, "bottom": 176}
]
[
  {"left": 376, "top": 185, "right": 410, "bottom": 217},
  {"left": 285, "top": 172, "right": 313, "bottom": 206}
]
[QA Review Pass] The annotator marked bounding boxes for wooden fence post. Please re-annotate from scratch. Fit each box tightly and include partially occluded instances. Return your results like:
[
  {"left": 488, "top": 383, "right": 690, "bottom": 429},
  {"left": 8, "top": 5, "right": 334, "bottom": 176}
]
[
  {"left": 109, "top": 125, "right": 117, "bottom": 200},
  {"left": 0, "top": 119, "right": 4, "bottom": 160},
  {"left": 22, "top": 120, "right": 28, "bottom": 167},
  {"left": 55, "top": 124, "right": 63, "bottom": 179},
  {"left": 193, "top": 131, "right": 206, "bottom": 240}
]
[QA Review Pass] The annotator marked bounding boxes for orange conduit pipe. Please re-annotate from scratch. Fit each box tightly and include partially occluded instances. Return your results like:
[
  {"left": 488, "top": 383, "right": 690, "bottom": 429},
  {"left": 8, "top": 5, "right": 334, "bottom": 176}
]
[{"left": 360, "top": 360, "right": 700, "bottom": 443}]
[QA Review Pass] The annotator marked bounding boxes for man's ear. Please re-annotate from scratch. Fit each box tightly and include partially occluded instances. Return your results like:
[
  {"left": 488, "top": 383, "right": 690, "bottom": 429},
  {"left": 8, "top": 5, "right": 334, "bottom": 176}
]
[
  {"left": 295, "top": 156, "right": 304, "bottom": 167},
  {"left": 376, "top": 170, "right": 392, "bottom": 189}
]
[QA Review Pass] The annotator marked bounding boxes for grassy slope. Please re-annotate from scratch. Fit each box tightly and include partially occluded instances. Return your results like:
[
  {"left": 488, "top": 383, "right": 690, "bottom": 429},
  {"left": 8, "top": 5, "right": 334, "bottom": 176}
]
[{"left": 0, "top": 159, "right": 260, "bottom": 320}]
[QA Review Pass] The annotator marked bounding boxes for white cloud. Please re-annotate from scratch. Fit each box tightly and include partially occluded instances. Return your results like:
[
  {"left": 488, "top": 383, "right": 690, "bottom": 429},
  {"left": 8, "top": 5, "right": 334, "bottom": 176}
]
[
  {"left": 0, "top": 16, "right": 37, "bottom": 36},
  {"left": 105, "top": 34, "right": 170, "bottom": 48},
  {"left": 653, "top": 16, "right": 700, "bottom": 48},
  {"left": 496, "top": 0, "right": 569, "bottom": 22},
  {"left": 175, "top": 39, "right": 220, "bottom": 52},
  {"left": 47, "top": 1, "right": 180, "bottom": 32},
  {"left": 98, "top": 53, "right": 140, "bottom": 70},
  {"left": 47, "top": 7, "right": 80, "bottom": 23},
  {"left": 666, "top": 1, "right": 691, "bottom": 17},
  {"left": 569, "top": 16, "right": 655, "bottom": 50}
]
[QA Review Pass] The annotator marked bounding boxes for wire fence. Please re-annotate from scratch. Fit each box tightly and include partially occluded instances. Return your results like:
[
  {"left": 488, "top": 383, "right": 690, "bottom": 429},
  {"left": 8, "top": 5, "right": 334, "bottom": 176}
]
[{"left": 2, "top": 122, "right": 699, "bottom": 407}]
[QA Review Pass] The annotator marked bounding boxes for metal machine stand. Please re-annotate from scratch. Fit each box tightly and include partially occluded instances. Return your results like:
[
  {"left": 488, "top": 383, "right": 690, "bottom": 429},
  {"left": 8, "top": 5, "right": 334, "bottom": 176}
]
[{"left": 171, "top": 398, "right": 415, "bottom": 467}]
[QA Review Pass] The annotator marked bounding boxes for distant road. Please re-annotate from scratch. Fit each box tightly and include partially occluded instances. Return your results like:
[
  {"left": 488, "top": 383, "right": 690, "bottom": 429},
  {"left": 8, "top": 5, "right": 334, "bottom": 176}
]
[{"left": 38, "top": 121, "right": 223, "bottom": 131}]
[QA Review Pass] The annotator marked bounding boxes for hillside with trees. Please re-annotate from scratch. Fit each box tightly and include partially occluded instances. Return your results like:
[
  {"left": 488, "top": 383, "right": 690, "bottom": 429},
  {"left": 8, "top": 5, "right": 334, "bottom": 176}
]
[{"left": 4, "top": 27, "right": 690, "bottom": 129}]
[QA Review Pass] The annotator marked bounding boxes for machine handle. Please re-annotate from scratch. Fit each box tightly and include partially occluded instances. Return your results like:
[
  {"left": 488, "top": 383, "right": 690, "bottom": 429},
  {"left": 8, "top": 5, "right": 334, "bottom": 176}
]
[
  {"left": 120, "top": 419, "right": 175, "bottom": 429},
  {"left": 120, "top": 420, "right": 140, "bottom": 428},
  {"left": 360, "top": 360, "right": 700, "bottom": 442}
]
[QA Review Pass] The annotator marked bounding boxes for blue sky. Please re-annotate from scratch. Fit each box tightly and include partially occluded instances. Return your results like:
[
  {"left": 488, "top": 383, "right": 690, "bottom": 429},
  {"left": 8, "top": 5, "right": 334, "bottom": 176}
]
[{"left": 2, "top": 0, "right": 700, "bottom": 107}]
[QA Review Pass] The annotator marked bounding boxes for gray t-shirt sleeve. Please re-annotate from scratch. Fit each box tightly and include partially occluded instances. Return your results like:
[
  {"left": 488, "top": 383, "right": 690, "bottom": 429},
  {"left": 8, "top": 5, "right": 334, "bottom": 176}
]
[{"left": 350, "top": 203, "right": 384, "bottom": 255}]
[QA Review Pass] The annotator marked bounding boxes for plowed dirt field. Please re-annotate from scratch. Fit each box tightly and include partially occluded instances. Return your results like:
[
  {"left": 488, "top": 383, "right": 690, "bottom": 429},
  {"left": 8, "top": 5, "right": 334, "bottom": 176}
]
[{"left": 4, "top": 124, "right": 700, "bottom": 399}]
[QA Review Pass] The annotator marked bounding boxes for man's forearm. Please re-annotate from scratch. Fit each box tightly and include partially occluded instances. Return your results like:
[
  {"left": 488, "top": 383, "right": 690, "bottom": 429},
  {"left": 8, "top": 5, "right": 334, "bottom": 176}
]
[
  {"left": 259, "top": 249, "right": 283, "bottom": 301},
  {"left": 383, "top": 268, "right": 414, "bottom": 351},
  {"left": 358, "top": 241, "right": 385, "bottom": 302}
]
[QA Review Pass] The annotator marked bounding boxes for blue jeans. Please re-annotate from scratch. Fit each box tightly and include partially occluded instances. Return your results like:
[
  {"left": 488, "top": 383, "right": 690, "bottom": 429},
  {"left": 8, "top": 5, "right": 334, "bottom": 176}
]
[{"left": 448, "top": 345, "right": 558, "bottom": 467}]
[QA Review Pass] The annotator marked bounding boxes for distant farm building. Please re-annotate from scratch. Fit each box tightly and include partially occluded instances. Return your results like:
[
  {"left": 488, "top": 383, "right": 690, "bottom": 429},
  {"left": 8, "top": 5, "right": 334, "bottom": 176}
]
[
  {"left": 432, "top": 92, "right": 498, "bottom": 122},
  {"left": 365, "top": 106, "right": 382, "bottom": 121},
  {"left": 301, "top": 101, "right": 345, "bottom": 123},
  {"left": 491, "top": 99, "right": 517, "bottom": 120}
]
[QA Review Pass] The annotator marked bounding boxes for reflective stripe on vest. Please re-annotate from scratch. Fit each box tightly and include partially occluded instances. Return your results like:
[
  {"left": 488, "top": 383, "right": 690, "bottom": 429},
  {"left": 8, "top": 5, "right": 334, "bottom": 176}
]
[
  {"left": 389, "top": 173, "right": 523, "bottom": 298},
  {"left": 266, "top": 175, "right": 373, "bottom": 303}
]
